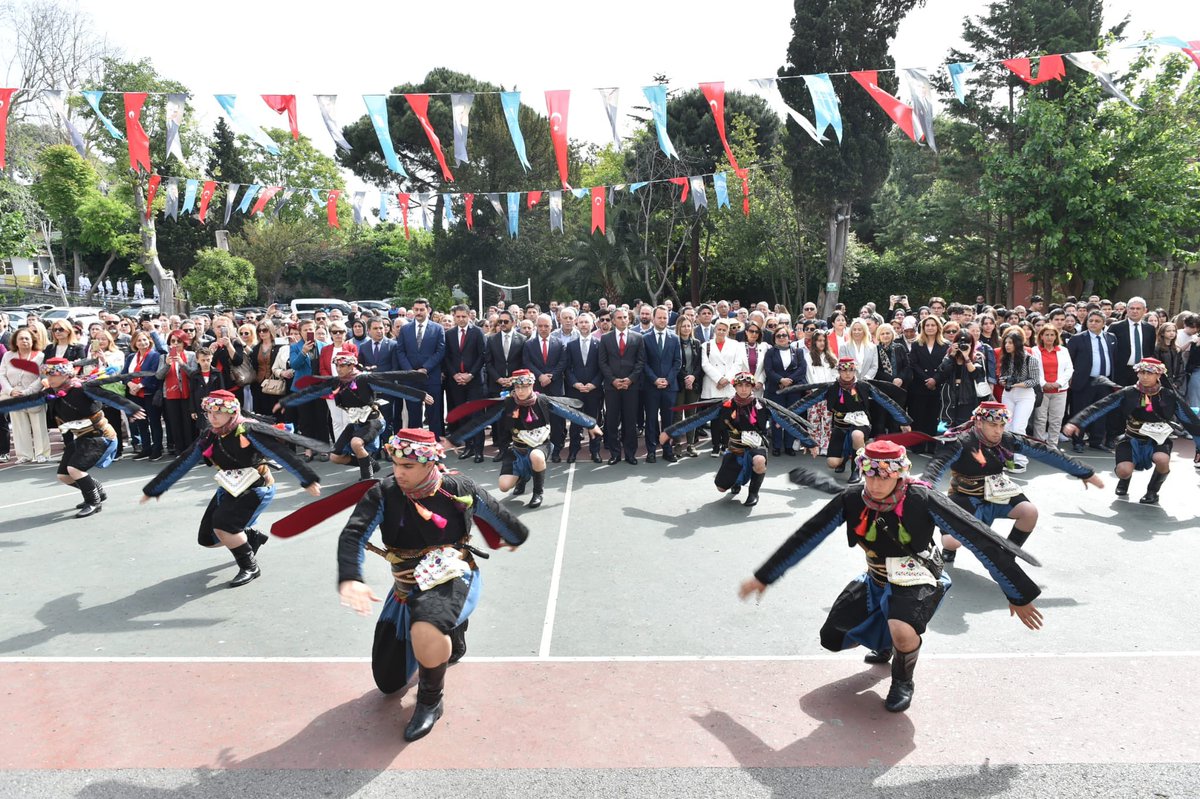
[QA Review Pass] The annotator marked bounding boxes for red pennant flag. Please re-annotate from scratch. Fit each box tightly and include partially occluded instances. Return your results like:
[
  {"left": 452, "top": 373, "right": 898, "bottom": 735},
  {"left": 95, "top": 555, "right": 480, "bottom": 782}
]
[
  {"left": 197, "top": 180, "right": 217, "bottom": 223},
  {"left": 736, "top": 168, "right": 750, "bottom": 217},
  {"left": 250, "top": 186, "right": 282, "bottom": 216},
  {"left": 545, "top": 89, "right": 571, "bottom": 189},
  {"left": 397, "top": 192, "right": 411, "bottom": 239},
  {"left": 403, "top": 94, "right": 454, "bottom": 182},
  {"left": 668, "top": 176, "right": 690, "bottom": 203},
  {"left": 0, "top": 88, "right": 16, "bottom": 170},
  {"left": 1002, "top": 55, "right": 1066, "bottom": 86},
  {"left": 261, "top": 94, "right": 299, "bottom": 139},
  {"left": 850, "top": 71, "right": 916, "bottom": 142},
  {"left": 699, "top": 82, "right": 740, "bottom": 171},
  {"left": 464, "top": 193, "right": 474, "bottom": 231},
  {"left": 144, "top": 174, "right": 162, "bottom": 219},
  {"left": 123, "top": 93, "right": 152, "bottom": 173},
  {"left": 1183, "top": 41, "right": 1200, "bottom": 69},
  {"left": 526, "top": 191, "right": 543, "bottom": 209},
  {"left": 590, "top": 186, "right": 606, "bottom": 234},
  {"left": 326, "top": 189, "right": 342, "bottom": 228}
]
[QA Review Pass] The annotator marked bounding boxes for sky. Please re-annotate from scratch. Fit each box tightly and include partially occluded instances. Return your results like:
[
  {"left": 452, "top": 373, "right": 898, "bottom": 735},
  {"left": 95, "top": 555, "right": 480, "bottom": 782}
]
[{"left": 8, "top": 0, "right": 1200, "bottom": 171}]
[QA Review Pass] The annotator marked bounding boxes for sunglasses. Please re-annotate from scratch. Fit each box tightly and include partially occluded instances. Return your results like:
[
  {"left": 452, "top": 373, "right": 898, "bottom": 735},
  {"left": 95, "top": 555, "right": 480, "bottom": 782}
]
[{"left": 181, "top": 327, "right": 195, "bottom": 332}]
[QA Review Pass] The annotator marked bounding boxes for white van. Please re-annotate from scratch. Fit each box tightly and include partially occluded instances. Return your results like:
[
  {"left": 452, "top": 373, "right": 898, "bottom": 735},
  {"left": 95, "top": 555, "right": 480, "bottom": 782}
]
[{"left": 290, "top": 298, "right": 353, "bottom": 318}]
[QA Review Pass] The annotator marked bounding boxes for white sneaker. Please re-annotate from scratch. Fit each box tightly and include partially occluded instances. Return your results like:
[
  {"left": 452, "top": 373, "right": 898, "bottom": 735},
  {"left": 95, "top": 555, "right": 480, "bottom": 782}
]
[
  {"left": 34, "top": 456, "right": 48, "bottom": 463},
  {"left": 1005, "top": 461, "right": 1027, "bottom": 474}
]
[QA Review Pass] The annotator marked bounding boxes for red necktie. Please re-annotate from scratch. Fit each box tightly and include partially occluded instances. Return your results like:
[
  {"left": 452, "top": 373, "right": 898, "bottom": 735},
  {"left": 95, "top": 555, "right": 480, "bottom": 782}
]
[
  {"left": 542, "top": 338, "right": 549, "bottom": 362},
  {"left": 619, "top": 332, "right": 626, "bottom": 356},
  {"left": 459, "top": 328, "right": 466, "bottom": 372}
]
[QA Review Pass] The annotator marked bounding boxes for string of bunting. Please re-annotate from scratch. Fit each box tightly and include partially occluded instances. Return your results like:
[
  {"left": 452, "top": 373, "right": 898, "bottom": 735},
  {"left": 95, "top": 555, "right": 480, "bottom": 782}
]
[
  {"left": 0, "top": 38, "right": 1193, "bottom": 202},
  {"left": 137, "top": 167, "right": 755, "bottom": 239}
]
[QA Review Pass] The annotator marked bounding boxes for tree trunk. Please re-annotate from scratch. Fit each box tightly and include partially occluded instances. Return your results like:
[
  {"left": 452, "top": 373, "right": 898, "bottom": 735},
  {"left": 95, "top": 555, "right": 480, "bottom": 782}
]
[
  {"left": 132, "top": 180, "right": 177, "bottom": 315},
  {"left": 816, "top": 202, "right": 850, "bottom": 318},
  {"left": 83, "top": 252, "right": 117, "bottom": 305},
  {"left": 689, "top": 222, "right": 701, "bottom": 305},
  {"left": 72, "top": 250, "right": 83, "bottom": 292}
]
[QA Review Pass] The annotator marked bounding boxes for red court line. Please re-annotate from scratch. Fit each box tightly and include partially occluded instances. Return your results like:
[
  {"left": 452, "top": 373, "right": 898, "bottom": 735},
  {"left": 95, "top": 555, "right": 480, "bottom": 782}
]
[{"left": 1, "top": 657, "right": 1194, "bottom": 770}]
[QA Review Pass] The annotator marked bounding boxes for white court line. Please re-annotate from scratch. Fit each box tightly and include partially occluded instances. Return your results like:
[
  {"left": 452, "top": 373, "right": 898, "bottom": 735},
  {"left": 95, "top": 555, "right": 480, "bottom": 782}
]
[
  {"left": 0, "top": 472, "right": 209, "bottom": 511},
  {"left": 1, "top": 651, "right": 1197, "bottom": 665},
  {"left": 538, "top": 461, "right": 576, "bottom": 658}
]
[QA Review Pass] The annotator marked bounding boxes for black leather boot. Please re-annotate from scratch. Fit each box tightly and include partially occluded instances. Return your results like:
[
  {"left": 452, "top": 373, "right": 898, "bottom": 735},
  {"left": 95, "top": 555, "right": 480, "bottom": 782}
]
[
  {"left": 848, "top": 461, "right": 862, "bottom": 485},
  {"left": 728, "top": 483, "right": 741, "bottom": 497},
  {"left": 1140, "top": 470, "right": 1167, "bottom": 504},
  {"left": 228, "top": 542, "right": 260, "bottom": 588},
  {"left": 511, "top": 477, "right": 527, "bottom": 497},
  {"left": 358, "top": 455, "right": 375, "bottom": 481},
  {"left": 74, "top": 475, "right": 102, "bottom": 518},
  {"left": 1007, "top": 527, "right": 1032, "bottom": 548},
  {"left": 527, "top": 470, "right": 544, "bottom": 508},
  {"left": 864, "top": 648, "right": 893, "bottom": 664},
  {"left": 1115, "top": 477, "right": 1130, "bottom": 497},
  {"left": 833, "top": 461, "right": 847, "bottom": 474},
  {"left": 449, "top": 619, "right": 469, "bottom": 664},
  {"left": 941, "top": 548, "right": 956, "bottom": 565},
  {"left": 884, "top": 643, "right": 920, "bottom": 712},
  {"left": 404, "top": 663, "right": 447, "bottom": 742},
  {"left": 76, "top": 477, "right": 106, "bottom": 509},
  {"left": 247, "top": 528, "right": 269, "bottom": 555},
  {"left": 743, "top": 471, "right": 764, "bottom": 507}
]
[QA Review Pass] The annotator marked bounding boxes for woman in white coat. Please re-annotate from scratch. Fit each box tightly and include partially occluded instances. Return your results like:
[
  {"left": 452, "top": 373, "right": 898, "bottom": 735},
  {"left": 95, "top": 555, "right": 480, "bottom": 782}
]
[
  {"left": 701, "top": 319, "right": 749, "bottom": 456},
  {"left": 843, "top": 319, "right": 879, "bottom": 380},
  {"left": 0, "top": 327, "right": 50, "bottom": 463},
  {"left": 1028, "top": 325, "right": 1072, "bottom": 447}
]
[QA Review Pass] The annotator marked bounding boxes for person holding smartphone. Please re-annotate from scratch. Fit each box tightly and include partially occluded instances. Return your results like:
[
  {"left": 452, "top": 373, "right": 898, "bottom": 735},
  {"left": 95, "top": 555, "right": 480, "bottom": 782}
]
[
  {"left": 285, "top": 319, "right": 331, "bottom": 460},
  {"left": 157, "top": 330, "right": 198, "bottom": 456}
]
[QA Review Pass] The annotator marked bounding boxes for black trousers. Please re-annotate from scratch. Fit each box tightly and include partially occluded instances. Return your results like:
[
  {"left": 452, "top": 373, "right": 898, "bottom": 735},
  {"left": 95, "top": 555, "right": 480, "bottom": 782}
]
[
  {"left": 603, "top": 385, "right": 640, "bottom": 458},
  {"left": 162, "top": 398, "right": 195, "bottom": 455},
  {"left": 567, "top": 388, "right": 603, "bottom": 455},
  {"left": 446, "top": 379, "right": 486, "bottom": 451}
]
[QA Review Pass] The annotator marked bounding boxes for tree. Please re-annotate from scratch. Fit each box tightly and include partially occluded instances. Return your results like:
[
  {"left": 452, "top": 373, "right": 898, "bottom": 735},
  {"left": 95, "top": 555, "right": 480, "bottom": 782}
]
[
  {"left": 0, "top": 180, "right": 39, "bottom": 259},
  {"left": 778, "top": 0, "right": 924, "bottom": 316},
  {"left": 76, "top": 193, "right": 138, "bottom": 302},
  {"left": 230, "top": 219, "right": 343, "bottom": 302},
  {"left": 30, "top": 144, "right": 96, "bottom": 283},
  {"left": 180, "top": 248, "right": 256, "bottom": 306}
]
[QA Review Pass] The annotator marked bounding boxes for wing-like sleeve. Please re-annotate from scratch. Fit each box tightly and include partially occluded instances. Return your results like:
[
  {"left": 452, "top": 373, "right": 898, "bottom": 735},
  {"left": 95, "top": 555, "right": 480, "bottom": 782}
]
[
  {"left": 143, "top": 438, "right": 206, "bottom": 497},
  {"left": 753, "top": 494, "right": 846, "bottom": 585},
  {"left": 82, "top": 385, "right": 143, "bottom": 415},
  {"left": 663, "top": 400, "right": 723, "bottom": 438},
  {"left": 278, "top": 376, "right": 337, "bottom": 407},
  {"left": 1065, "top": 386, "right": 1127, "bottom": 431},
  {"left": 786, "top": 385, "right": 831, "bottom": 415},
  {"left": 470, "top": 487, "right": 530, "bottom": 548},
  {"left": 1172, "top": 393, "right": 1200, "bottom": 439},
  {"left": 761, "top": 398, "right": 817, "bottom": 448},
  {"left": 1010, "top": 433, "right": 1094, "bottom": 479},
  {"left": 447, "top": 403, "right": 506, "bottom": 446},
  {"left": 0, "top": 390, "right": 49, "bottom": 414},
  {"left": 925, "top": 489, "right": 1041, "bottom": 606},
  {"left": 545, "top": 396, "right": 598, "bottom": 429},
  {"left": 246, "top": 430, "right": 321, "bottom": 487},
  {"left": 921, "top": 436, "right": 965, "bottom": 488},
  {"left": 863, "top": 381, "right": 912, "bottom": 425},
  {"left": 337, "top": 482, "right": 385, "bottom": 584}
]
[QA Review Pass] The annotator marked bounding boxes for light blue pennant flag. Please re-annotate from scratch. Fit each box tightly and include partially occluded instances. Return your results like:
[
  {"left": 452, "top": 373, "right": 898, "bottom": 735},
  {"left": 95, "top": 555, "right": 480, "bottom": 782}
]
[
  {"left": 803, "top": 74, "right": 843, "bottom": 143},
  {"left": 238, "top": 183, "right": 262, "bottom": 214},
  {"left": 629, "top": 181, "right": 649, "bottom": 194},
  {"left": 214, "top": 95, "right": 280, "bottom": 155},
  {"left": 310, "top": 189, "right": 323, "bottom": 206},
  {"left": 506, "top": 191, "right": 520, "bottom": 238},
  {"left": 641, "top": 84, "right": 679, "bottom": 159},
  {"left": 182, "top": 179, "right": 198, "bottom": 214},
  {"left": 713, "top": 172, "right": 730, "bottom": 209},
  {"left": 362, "top": 95, "right": 409, "bottom": 178},
  {"left": 81, "top": 90, "right": 124, "bottom": 140},
  {"left": 946, "top": 62, "right": 977, "bottom": 104},
  {"left": 571, "top": 188, "right": 589, "bottom": 200},
  {"left": 378, "top": 191, "right": 389, "bottom": 221},
  {"left": 500, "top": 92, "right": 531, "bottom": 171},
  {"left": 443, "top": 193, "right": 457, "bottom": 227}
]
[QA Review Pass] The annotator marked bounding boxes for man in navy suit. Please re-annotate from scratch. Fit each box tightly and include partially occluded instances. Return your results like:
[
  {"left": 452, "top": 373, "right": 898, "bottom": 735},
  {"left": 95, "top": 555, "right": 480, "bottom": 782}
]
[
  {"left": 395, "top": 298, "right": 445, "bottom": 436},
  {"left": 1066, "top": 310, "right": 1118, "bottom": 453},
  {"left": 483, "top": 310, "right": 526, "bottom": 460},
  {"left": 1111, "top": 297, "right": 1157, "bottom": 388},
  {"left": 524, "top": 313, "right": 568, "bottom": 460},
  {"left": 444, "top": 304, "right": 486, "bottom": 462},
  {"left": 564, "top": 312, "right": 604, "bottom": 463},
  {"left": 763, "top": 331, "right": 809, "bottom": 455},
  {"left": 598, "top": 307, "right": 646, "bottom": 465},
  {"left": 642, "top": 305, "right": 682, "bottom": 463}
]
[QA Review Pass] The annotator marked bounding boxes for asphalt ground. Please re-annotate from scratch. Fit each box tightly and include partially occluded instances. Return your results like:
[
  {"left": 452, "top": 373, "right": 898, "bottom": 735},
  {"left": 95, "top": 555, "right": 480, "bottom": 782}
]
[{"left": 1, "top": 435, "right": 1197, "bottom": 797}]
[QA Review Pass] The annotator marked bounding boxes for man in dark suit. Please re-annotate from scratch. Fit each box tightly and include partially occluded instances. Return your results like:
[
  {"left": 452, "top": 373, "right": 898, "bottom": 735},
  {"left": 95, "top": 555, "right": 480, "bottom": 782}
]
[
  {"left": 1066, "top": 310, "right": 1118, "bottom": 453},
  {"left": 444, "top": 304, "right": 486, "bottom": 462},
  {"left": 395, "top": 298, "right": 445, "bottom": 436},
  {"left": 523, "top": 313, "right": 568, "bottom": 461},
  {"left": 641, "top": 305, "right": 682, "bottom": 463},
  {"left": 1111, "top": 297, "right": 1156, "bottom": 387},
  {"left": 598, "top": 307, "right": 645, "bottom": 465},
  {"left": 763, "top": 332, "right": 809, "bottom": 455},
  {"left": 483, "top": 310, "right": 526, "bottom": 460},
  {"left": 358, "top": 317, "right": 400, "bottom": 451},
  {"left": 564, "top": 312, "right": 604, "bottom": 463}
]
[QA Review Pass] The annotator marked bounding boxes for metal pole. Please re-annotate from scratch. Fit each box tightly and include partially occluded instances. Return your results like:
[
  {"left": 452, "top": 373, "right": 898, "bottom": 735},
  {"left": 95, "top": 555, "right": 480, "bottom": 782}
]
[{"left": 477, "top": 270, "right": 483, "bottom": 318}]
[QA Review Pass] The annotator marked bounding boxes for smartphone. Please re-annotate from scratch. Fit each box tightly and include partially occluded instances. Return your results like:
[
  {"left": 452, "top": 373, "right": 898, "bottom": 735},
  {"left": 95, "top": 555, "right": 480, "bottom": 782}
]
[
  {"left": 170, "top": 345, "right": 180, "bottom": 357},
  {"left": 305, "top": 331, "right": 315, "bottom": 343}
]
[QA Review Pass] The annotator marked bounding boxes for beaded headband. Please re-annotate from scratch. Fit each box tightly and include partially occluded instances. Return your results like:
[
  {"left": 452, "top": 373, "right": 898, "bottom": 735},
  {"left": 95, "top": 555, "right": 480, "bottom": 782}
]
[
  {"left": 333, "top": 352, "right": 359, "bottom": 367},
  {"left": 853, "top": 446, "right": 911, "bottom": 478},
  {"left": 200, "top": 394, "right": 241, "bottom": 415},
  {"left": 1134, "top": 358, "right": 1167, "bottom": 375},
  {"left": 385, "top": 434, "right": 446, "bottom": 463},
  {"left": 41, "top": 360, "right": 75, "bottom": 377},
  {"left": 971, "top": 403, "right": 1011, "bottom": 425},
  {"left": 732, "top": 371, "right": 756, "bottom": 386},
  {"left": 511, "top": 370, "right": 536, "bottom": 386}
]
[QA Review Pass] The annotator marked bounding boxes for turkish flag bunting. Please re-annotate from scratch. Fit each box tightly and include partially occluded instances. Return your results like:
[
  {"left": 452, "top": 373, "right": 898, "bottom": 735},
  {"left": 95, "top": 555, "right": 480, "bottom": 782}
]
[
  {"left": 1002, "top": 55, "right": 1066, "bottom": 86},
  {"left": 0, "top": 88, "right": 15, "bottom": 169},
  {"left": 590, "top": 186, "right": 606, "bottom": 234},
  {"left": 668, "top": 176, "right": 689, "bottom": 203},
  {"left": 699, "top": 82, "right": 740, "bottom": 171},
  {"left": 1184, "top": 41, "right": 1200, "bottom": 69},
  {"left": 736, "top": 168, "right": 750, "bottom": 217},
  {"left": 397, "top": 192, "right": 411, "bottom": 240},
  {"left": 850, "top": 71, "right": 917, "bottom": 142},
  {"left": 526, "top": 190, "right": 543, "bottom": 209},
  {"left": 545, "top": 89, "right": 571, "bottom": 188},
  {"left": 124, "top": 93, "right": 152, "bottom": 173},
  {"left": 464, "top": 193, "right": 474, "bottom": 231},
  {"left": 144, "top": 174, "right": 162, "bottom": 219},
  {"left": 250, "top": 186, "right": 282, "bottom": 216},
  {"left": 326, "top": 189, "right": 342, "bottom": 228},
  {"left": 261, "top": 94, "right": 299, "bottom": 139},
  {"left": 197, "top": 180, "right": 217, "bottom": 222},
  {"left": 404, "top": 94, "right": 455, "bottom": 182}
]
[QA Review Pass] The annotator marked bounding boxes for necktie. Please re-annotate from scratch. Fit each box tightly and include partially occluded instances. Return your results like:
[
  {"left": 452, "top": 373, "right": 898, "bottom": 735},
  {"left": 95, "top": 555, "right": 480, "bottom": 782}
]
[
  {"left": 459, "top": 328, "right": 466, "bottom": 372},
  {"left": 581, "top": 339, "right": 588, "bottom": 363},
  {"left": 503, "top": 333, "right": 510, "bottom": 359},
  {"left": 658, "top": 332, "right": 664, "bottom": 351},
  {"left": 1133, "top": 323, "right": 1141, "bottom": 361},
  {"left": 373, "top": 341, "right": 379, "bottom": 361},
  {"left": 542, "top": 337, "right": 549, "bottom": 362},
  {"left": 1097, "top": 334, "right": 1108, "bottom": 376},
  {"left": 416, "top": 324, "right": 424, "bottom": 348},
  {"left": 619, "top": 332, "right": 626, "bottom": 356}
]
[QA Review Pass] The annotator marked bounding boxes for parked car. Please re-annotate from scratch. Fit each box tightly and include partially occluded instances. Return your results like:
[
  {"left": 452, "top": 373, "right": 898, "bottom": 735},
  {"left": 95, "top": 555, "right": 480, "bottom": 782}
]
[
  {"left": 117, "top": 304, "right": 160, "bottom": 319},
  {"left": 353, "top": 300, "right": 392, "bottom": 313},
  {"left": 290, "top": 298, "right": 353, "bottom": 317},
  {"left": 42, "top": 306, "right": 106, "bottom": 321}
]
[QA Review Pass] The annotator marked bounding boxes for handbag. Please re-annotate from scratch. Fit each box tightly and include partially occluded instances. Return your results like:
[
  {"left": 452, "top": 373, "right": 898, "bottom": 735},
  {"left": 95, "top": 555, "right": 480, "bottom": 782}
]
[
  {"left": 231, "top": 359, "right": 256, "bottom": 387},
  {"left": 260, "top": 377, "right": 287, "bottom": 396},
  {"left": 151, "top": 387, "right": 165, "bottom": 408},
  {"left": 974, "top": 379, "right": 992, "bottom": 398},
  {"left": 1032, "top": 383, "right": 1044, "bottom": 408}
]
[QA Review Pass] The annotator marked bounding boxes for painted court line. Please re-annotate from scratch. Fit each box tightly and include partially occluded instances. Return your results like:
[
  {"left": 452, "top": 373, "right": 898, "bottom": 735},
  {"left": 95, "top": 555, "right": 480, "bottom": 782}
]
[
  {"left": 538, "top": 461, "right": 576, "bottom": 657},
  {"left": 2, "top": 650, "right": 1196, "bottom": 665}
]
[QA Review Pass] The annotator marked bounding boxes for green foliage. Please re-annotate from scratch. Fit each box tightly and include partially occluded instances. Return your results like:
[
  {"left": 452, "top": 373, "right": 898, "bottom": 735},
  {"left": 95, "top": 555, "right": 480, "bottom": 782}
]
[
  {"left": 240, "top": 128, "right": 346, "bottom": 223},
  {"left": 337, "top": 225, "right": 412, "bottom": 298},
  {"left": 0, "top": 179, "right": 39, "bottom": 259},
  {"left": 181, "top": 248, "right": 257, "bottom": 306},
  {"left": 230, "top": 218, "right": 344, "bottom": 302},
  {"left": 31, "top": 144, "right": 97, "bottom": 250},
  {"left": 392, "top": 241, "right": 453, "bottom": 310},
  {"left": 76, "top": 194, "right": 138, "bottom": 258}
]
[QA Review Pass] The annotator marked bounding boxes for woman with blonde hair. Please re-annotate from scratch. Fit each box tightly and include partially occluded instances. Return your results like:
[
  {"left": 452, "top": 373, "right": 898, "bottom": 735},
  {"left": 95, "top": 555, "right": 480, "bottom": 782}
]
[
  {"left": 701, "top": 319, "right": 749, "bottom": 457},
  {"left": 0, "top": 327, "right": 50, "bottom": 462},
  {"left": 46, "top": 319, "right": 86, "bottom": 361},
  {"left": 844, "top": 318, "right": 878, "bottom": 380},
  {"left": 85, "top": 328, "right": 132, "bottom": 459}
]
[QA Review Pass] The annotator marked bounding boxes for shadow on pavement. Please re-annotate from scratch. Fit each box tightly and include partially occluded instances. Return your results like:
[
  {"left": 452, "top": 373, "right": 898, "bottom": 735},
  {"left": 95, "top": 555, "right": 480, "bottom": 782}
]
[{"left": 927, "top": 567, "right": 1081, "bottom": 637}]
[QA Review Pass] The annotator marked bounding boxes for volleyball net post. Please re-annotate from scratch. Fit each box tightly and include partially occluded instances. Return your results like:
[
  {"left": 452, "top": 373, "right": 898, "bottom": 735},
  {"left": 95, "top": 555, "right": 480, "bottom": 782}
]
[{"left": 478, "top": 270, "right": 532, "bottom": 315}]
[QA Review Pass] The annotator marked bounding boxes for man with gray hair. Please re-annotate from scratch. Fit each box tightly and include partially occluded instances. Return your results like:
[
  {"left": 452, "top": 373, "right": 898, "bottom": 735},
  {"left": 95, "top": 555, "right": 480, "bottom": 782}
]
[
  {"left": 1112, "top": 296, "right": 1155, "bottom": 388},
  {"left": 550, "top": 307, "right": 579, "bottom": 346}
]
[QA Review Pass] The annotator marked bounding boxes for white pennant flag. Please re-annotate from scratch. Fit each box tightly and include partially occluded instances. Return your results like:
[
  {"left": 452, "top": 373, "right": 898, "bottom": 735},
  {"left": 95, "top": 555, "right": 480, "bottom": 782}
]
[
  {"left": 1065, "top": 52, "right": 1142, "bottom": 109},
  {"left": 351, "top": 190, "right": 367, "bottom": 225},
  {"left": 43, "top": 90, "right": 87, "bottom": 155},
  {"left": 549, "top": 190, "right": 563, "bottom": 233},
  {"left": 315, "top": 95, "right": 354, "bottom": 152},
  {"left": 485, "top": 192, "right": 505, "bottom": 218},
  {"left": 750, "top": 78, "right": 823, "bottom": 144},
  {"left": 599, "top": 88, "right": 621, "bottom": 150},
  {"left": 901, "top": 69, "right": 937, "bottom": 152},
  {"left": 165, "top": 93, "right": 187, "bottom": 163},
  {"left": 689, "top": 176, "right": 708, "bottom": 211},
  {"left": 451, "top": 93, "right": 474, "bottom": 166}
]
